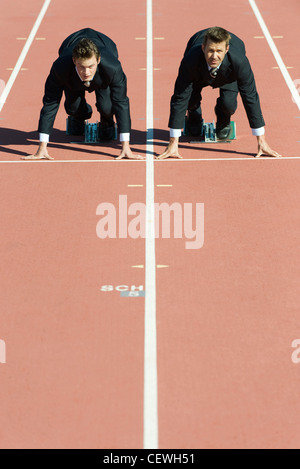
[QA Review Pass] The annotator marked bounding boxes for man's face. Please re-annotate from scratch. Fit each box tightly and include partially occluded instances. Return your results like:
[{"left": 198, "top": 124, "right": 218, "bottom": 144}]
[
  {"left": 202, "top": 40, "right": 229, "bottom": 68},
  {"left": 73, "top": 54, "right": 100, "bottom": 82}
]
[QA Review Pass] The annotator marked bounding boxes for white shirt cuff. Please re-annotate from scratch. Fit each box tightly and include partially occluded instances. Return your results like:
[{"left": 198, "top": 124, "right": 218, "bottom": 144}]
[
  {"left": 39, "top": 133, "right": 50, "bottom": 143},
  {"left": 40, "top": 132, "right": 130, "bottom": 142},
  {"left": 120, "top": 132, "right": 130, "bottom": 142},
  {"left": 171, "top": 127, "right": 265, "bottom": 137},
  {"left": 170, "top": 128, "right": 182, "bottom": 138},
  {"left": 251, "top": 127, "right": 265, "bottom": 136}
]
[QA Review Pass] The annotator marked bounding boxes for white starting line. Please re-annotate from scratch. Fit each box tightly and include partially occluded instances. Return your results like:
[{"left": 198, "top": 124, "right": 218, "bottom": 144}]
[{"left": 0, "top": 156, "right": 299, "bottom": 164}]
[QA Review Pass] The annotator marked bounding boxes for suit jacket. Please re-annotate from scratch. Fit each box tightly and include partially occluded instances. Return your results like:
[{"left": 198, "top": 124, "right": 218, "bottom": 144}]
[
  {"left": 168, "top": 29, "right": 265, "bottom": 130},
  {"left": 38, "top": 28, "right": 131, "bottom": 135}
]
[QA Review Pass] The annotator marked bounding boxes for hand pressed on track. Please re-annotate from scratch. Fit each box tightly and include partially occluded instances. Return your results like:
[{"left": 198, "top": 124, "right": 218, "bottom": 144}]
[
  {"left": 21, "top": 142, "right": 54, "bottom": 160},
  {"left": 115, "top": 141, "right": 145, "bottom": 160},
  {"left": 156, "top": 137, "right": 183, "bottom": 159},
  {"left": 255, "top": 135, "right": 282, "bottom": 158},
  {"left": 21, "top": 153, "right": 54, "bottom": 160}
]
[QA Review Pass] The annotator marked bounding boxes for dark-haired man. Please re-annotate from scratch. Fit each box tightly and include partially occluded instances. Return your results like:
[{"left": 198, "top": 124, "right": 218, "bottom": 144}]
[
  {"left": 158, "top": 27, "right": 281, "bottom": 159},
  {"left": 24, "top": 28, "right": 143, "bottom": 160}
]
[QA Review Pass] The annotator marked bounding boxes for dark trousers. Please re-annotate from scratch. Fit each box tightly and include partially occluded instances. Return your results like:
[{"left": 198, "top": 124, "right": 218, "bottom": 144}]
[
  {"left": 188, "top": 82, "right": 238, "bottom": 125},
  {"left": 64, "top": 87, "right": 114, "bottom": 122}
]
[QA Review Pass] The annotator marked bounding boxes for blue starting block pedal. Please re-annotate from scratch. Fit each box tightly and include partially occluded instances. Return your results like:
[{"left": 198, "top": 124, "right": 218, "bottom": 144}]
[
  {"left": 66, "top": 118, "right": 117, "bottom": 143},
  {"left": 85, "top": 122, "right": 99, "bottom": 143},
  {"left": 183, "top": 117, "right": 236, "bottom": 143}
]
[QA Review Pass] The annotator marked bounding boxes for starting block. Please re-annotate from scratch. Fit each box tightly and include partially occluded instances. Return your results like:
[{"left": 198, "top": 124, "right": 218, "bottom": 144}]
[
  {"left": 183, "top": 118, "right": 236, "bottom": 143},
  {"left": 85, "top": 122, "right": 99, "bottom": 142},
  {"left": 66, "top": 118, "right": 117, "bottom": 143}
]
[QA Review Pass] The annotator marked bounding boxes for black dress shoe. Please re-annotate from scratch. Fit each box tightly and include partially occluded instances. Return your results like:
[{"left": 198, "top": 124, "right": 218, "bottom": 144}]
[
  {"left": 186, "top": 115, "right": 204, "bottom": 136},
  {"left": 68, "top": 116, "right": 86, "bottom": 136},
  {"left": 216, "top": 123, "right": 231, "bottom": 140},
  {"left": 99, "top": 120, "right": 115, "bottom": 140}
]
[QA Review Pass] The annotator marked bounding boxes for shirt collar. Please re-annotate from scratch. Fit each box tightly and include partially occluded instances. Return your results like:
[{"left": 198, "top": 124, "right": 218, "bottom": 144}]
[{"left": 207, "top": 63, "right": 222, "bottom": 71}]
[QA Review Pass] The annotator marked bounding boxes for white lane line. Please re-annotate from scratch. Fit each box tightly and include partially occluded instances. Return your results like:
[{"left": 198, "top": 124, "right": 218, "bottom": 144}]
[
  {"left": 248, "top": 0, "right": 300, "bottom": 110},
  {"left": 154, "top": 156, "right": 300, "bottom": 161},
  {"left": 144, "top": 0, "right": 158, "bottom": 451},
  {"left": 0, "top": 156, "right": 299, "bottom": 164},
  {"left": 0, "top": 160, "right": 147, "bottom": 164},
  {"left": 0, "top": 0, "right": 51, "bottom": 112}
]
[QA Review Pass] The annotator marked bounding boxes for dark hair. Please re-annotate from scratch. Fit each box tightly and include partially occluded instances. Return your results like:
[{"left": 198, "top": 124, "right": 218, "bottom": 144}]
[
  {"left": 203, "top": 27, "right": 231, "bottom": 47},
  {"left": 72, "top": 38, "right": 100, "bottom": 61}
]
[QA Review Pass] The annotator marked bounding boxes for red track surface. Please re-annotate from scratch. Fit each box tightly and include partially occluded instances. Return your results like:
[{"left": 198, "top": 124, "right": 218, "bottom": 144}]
[{"left": 0, "top": 0, "right": 299, "bottom": 449}]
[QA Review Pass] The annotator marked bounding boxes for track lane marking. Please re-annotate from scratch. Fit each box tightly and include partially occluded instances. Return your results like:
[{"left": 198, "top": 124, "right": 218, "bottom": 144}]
[
  {"left": 0, "top": 0, "right": 51, "bottom": 112},
  {"left": 1, "top": 157, "right": 298, "bottom": 164},
  {"left": 249, "top": 0, "right": 300, "bottom": 110},
  {"left": 143, "top": 0, "right": 158, "bottom": 450}
]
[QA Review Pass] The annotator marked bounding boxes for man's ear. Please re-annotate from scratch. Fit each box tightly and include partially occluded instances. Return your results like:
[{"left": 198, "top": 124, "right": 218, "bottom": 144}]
[
  {"left": 201, "top": 43, "right": 205, "bottom": 52},
  {"left": 226, "top": 44, "right": 229, "bottom": 53}
]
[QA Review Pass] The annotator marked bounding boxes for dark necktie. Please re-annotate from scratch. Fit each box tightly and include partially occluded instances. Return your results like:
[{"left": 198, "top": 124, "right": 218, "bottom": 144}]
[{"left": 210, "top": 67, "right": 218, "bottom": 79}]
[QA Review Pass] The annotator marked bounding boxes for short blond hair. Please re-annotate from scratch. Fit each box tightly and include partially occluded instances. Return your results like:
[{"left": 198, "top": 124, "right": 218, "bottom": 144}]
[{"left": 203, "top": 27, "right": 231, "bottom": 46}]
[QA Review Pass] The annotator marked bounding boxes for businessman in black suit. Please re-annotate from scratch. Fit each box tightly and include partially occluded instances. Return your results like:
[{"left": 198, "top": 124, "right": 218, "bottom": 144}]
[
  {"left": 24, "top": 28, "right": 143, "bottom": 160},
  {"left": 157, "top": 26, "right": 281, "bottom": 159}
]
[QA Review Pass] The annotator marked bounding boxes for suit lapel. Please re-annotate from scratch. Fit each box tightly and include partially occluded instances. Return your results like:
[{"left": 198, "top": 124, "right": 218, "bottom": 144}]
[
  {"left": 211, "top": 54, "right": 231, "bottom": 87},
  {"left": 91, "top": 69, "right": 103, "bottom": 89},
  {"left": 199, "top": 56, "right": 211, "bottom": 83}
]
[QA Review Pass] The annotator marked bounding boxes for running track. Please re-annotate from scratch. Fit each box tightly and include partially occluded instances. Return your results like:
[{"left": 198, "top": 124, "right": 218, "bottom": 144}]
[{"left": 0, "top": 0, "right": 299, "bottom": 449}]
